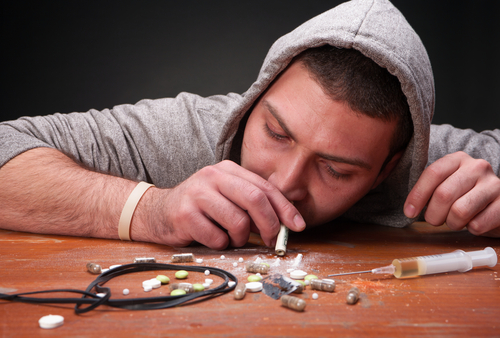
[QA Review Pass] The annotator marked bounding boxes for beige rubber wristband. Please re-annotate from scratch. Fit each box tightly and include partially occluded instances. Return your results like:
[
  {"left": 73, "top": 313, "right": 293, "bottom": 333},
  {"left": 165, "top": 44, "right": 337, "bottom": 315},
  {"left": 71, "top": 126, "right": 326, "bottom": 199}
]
[{"left": 118, "top": 181, "right": 155, "bottom": 241}]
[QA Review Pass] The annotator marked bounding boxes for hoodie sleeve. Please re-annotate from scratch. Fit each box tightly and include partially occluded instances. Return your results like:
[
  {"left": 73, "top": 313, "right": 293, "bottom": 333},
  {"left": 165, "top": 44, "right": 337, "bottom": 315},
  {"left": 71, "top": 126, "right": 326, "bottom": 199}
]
[
  {"left": 0, "top": 93, "right": 242, "bottom": 188},
  {"left": 428, "top": 124, "right": 500, "bottom": 176}
]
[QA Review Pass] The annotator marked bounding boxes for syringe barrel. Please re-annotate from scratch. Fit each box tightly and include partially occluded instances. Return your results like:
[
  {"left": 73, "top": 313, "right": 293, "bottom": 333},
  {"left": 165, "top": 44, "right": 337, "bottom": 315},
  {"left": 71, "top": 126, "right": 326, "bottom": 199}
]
[{"left": 392, "top": 247, "right": 498, "bottom": 278}]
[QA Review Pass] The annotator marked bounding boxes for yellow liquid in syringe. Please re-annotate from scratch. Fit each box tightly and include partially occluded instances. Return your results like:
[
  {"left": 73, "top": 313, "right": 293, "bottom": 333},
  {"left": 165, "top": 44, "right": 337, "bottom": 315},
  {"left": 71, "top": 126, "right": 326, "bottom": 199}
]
[{"left": 392, "top": 257, "right": 424, "bottom": 278}]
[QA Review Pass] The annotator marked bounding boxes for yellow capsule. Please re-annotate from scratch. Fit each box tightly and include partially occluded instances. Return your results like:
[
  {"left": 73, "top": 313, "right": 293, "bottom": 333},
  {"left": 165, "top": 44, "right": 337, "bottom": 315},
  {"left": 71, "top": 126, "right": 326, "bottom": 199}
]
[
  {"left": 310, "top": 279, "right": 335, "bottom": 292},
  {"left": 171, "top": 253, "right": 195, "bottom": 263},
  {"left": 281, "top": 295, "right": 306, "bottom": 312},
  {"left": 346, "top": 287, "right": 360, "bottom": 305},
  {"left": 86, "top": 262, "right": 102, "bottom": 274},
  {"left": 245, "top": 262, "right": 269, "bottom": 274},
  {"left": 234, "top": 283, "right": 246, "bottom": 300}
]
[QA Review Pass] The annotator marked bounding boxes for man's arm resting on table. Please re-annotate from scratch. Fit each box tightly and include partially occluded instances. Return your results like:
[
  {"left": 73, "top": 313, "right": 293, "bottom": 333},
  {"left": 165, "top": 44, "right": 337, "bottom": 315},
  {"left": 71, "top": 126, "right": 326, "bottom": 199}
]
[
  {"left": 0, "top": 148, "right": 155, "bottom": 242},
  {"left": 0, "top": 148, "right": 306, "bottom": 249}
]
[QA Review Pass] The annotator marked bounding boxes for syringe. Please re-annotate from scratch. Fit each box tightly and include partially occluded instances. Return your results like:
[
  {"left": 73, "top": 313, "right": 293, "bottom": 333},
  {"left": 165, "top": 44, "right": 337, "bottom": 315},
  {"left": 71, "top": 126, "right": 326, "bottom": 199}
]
[{"left": 328, "top": 247, "right": 497, "bottom": 278}]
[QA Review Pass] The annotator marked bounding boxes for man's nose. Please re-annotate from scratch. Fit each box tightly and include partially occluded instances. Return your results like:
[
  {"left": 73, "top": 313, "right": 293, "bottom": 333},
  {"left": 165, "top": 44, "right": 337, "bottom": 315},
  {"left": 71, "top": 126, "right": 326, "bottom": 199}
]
[{"left": 267, "top": 153, "right": 308, "bottom": 202}]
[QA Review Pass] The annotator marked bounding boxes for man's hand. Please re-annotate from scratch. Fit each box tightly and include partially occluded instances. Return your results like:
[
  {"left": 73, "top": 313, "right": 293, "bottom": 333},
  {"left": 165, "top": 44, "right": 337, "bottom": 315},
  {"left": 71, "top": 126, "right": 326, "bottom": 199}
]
[
  {"left": 404, "top": 151, "right": 500, "bottom": 237},
  {"left": 138, "top": 160, "right": 306, "bottom": 250}
]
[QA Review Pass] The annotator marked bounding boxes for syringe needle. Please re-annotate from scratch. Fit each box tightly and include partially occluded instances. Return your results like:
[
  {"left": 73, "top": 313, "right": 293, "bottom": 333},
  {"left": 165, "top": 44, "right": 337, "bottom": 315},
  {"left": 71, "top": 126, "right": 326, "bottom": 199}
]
[{"left": 327, "top": 270, "right": 372, "bottom": 277}]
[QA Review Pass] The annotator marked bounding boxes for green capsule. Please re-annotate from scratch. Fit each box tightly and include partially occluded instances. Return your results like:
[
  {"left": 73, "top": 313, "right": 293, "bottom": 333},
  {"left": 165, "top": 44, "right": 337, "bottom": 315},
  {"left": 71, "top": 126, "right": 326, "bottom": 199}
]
[
  {"left": 175, "top": 270, "right": 189, "bottom": 279},
  {"left": 170, "top": 289, "right": 187, "bottom": 296},
  {"left": 304, "top": 274, "right": 318, "bottom": 281},
  {"left": 156, "top": 275, "right": 170, "bottom": 284},
  {"left": 192, "top": 283, "right": 205, "bottom": 292},
  {"left": 247, "top": 274, "right": 262, "bottom": 282}
]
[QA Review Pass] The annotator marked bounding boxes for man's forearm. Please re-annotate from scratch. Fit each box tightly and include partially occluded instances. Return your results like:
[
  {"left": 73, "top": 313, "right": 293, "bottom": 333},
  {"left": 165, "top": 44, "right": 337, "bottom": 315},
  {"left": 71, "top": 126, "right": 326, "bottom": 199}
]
[{"left": 0, "top": 148, "right": 148, "bottom": 240}]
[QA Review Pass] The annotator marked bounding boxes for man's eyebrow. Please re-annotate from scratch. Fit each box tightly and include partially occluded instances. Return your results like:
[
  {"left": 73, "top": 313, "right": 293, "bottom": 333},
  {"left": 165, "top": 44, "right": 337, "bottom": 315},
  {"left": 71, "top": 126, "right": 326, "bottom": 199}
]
[
  {"left": 317, "top": 153, "right": 372, "bottom": 170},
  {"left": 263, "top": 99, "right": 372, "bottom": 171}
]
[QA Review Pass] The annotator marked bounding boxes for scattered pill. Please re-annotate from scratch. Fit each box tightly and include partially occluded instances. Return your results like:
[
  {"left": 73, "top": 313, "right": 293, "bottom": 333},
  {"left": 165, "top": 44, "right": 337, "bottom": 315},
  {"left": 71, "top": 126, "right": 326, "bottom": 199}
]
[
  {"left": 101, "top": 268, "right": 109, "bottom": 273},
  {"left": 204, "top": 270, "right": 210, "bottom": 276},
  {"left": 109, "top": 264, "right": 122, "bottom": 270},
  {"left": 234, "top": 283, "right": 246, "bottom": 300},
  {"left": 310, "top": 279, "right": 335, "bottom": 292},
  {"left": 304, "top": 274, "right": 318, "bottom": 281},
  {"left": 312, "top": 293, "right": 319, "bottom": 300},
  {"left": 156, "top": 275, "right": 170, "bottom": 284},
  {"left": 86, "top": 262, "right": 102, "bottom": 274},
  {"left": 193, "top": 283, "right": 205, "bottom": 292},
  {"left": 220, "top": 255, "right": 226, "bottom": 260},
  {"left": 171, "top": 289, "right": 187, "bottom": 296},
  {"left": 196, "top": 258, "right": 204, "bottom": 264},
  {"left": 256, "top": 273, "right": 262, "bottom": 277},
  {"left": 245, "top": 282, "right": 263, "bottom": 292},
  {"left": 143, "top": 279, "right": 161, "bottom": 289},
  {"left": 233, "top": 262, "right": 238, "bottom": 267},
  {"left": 96, "top": 293, "right": 106, "bottom": 298},
  {"left": 246, "top": 262, "right": 269, "bottom": 274},
  {"left": 134, "top": 257, "right": 156, "bottom": 263},
  {"left": 346, "top": 287, "right": 360, "bottom": 305},
  {"left": 175, "top": 270, "right": 189, "bottom": 279},
  {"left": 205, "top": 278, "right": 213, "bottom": 285},
  {"left": 38, "top": 315, "right": 64, "bottom": 329},
  {"left": 290, "top": 270, "right": 308, "bottom": 279},
  {"left": 248, "top": 274, "right": 262, "bottom": 282},
  {"left": 123, "top": 289, "right": 130, "bottom": 295},
  {"left": 169, "top": 283, "right": 194, "bottom": 293},
  {"left": 202, "top": 282, "right": 211, "bottom": 289},
  {"left": 238, "top": 257, "right": 244, "bottom": 263},
  {"left": 281, "top": 295, "right": 306, "bottom": 312},
  {"left": 260, "top": 262, "right": 270, "bottom": 268},
  {"left": 228, "top": 281, "right": 236, "bottom": 287},
  {"left": 144, "top": 285, "right": 152, "bottom": 292},
  {"left": 171, "top": 253, "right": 195, "bottom": 263}
]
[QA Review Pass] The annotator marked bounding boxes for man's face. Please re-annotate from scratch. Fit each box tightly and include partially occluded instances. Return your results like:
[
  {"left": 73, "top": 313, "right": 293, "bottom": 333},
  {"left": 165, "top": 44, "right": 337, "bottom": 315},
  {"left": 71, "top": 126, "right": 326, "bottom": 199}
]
[{"left": 240, "top": 61, "right": 399, "bottom": 226}]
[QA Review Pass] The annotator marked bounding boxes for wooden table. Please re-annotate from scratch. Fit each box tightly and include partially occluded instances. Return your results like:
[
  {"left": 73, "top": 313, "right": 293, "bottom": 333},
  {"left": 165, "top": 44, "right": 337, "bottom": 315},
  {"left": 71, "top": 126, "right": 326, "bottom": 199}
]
[{"left": 1, "top": 222, "right": 499, "bottom": 337}]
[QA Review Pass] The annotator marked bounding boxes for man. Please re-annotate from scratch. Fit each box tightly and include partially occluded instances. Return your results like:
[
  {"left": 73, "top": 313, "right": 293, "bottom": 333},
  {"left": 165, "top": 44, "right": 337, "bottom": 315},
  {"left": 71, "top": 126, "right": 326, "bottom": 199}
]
[{"left": 0, "top": 0, "right": 499, "bottom": 249}]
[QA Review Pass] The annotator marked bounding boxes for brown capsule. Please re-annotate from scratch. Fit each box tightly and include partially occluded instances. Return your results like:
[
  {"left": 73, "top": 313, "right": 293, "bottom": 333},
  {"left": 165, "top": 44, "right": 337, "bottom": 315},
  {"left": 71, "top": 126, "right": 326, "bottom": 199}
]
[
  {"left": 310, "top": 279, "right": 335, "bottom": 292},
  {"left": 292, "top": 282, "right": 305, "bottom": 294},
  {"left": 86, "top": 262, "right": 102, "bottom": 274},
  {"left": 346, "top": 287, "right": 360, "bottom": 305},
  {"left": 281, "top": 295, "right": 306, "bottom": 312},
  {"left": 234, "top": 283, "right": 246, "bottom": 300},
  {"left": 171, "top": 253, "right": 195, "bottom": 263},
  {"left": 169, "top": 283, "right": 194, "bottom": 294},
  {"left": 245, "top": 262, "right": 269, "bottom": 274}
]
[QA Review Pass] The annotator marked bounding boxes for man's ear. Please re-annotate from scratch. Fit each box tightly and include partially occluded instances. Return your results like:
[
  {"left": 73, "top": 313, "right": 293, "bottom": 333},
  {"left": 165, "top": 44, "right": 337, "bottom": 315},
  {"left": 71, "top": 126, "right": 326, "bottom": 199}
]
[{"left": 371, "top": 151, "right": 403, "bottom": 189}]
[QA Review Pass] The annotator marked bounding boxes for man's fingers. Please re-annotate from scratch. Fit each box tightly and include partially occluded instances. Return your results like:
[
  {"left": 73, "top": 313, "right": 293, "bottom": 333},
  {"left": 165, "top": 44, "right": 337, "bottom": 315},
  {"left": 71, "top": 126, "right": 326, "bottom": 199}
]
[
  {"left": 404, "top": 153, "right": 461, "bottom": 219},
  {"left": 465, "top": 196, "right": 500, "bottom": 236},
  {"left": 445, "top": 177, "right": 500, "bottom": 230},
  {"left": 196, "top": 190, "right": 252, "bottom": 247},
  {"left": 218, "top": 161, "right": 306, "bottom": 233},
  {"left": 424, "top": 165, "right": 480, "bottom": 226}
]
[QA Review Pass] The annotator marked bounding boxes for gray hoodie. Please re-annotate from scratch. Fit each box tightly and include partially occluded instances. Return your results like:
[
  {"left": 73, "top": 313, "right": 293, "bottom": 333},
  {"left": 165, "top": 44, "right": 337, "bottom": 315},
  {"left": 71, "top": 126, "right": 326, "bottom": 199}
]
[{"left": 0, "top": 0, "right": 498, "bottom": 227}]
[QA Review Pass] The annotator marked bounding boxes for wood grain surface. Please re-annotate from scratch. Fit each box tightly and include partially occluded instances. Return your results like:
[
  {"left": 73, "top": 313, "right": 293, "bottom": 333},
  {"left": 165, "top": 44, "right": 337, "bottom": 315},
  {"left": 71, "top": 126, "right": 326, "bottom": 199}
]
[{"left": 1, "top": 222, "right": 498, "bottom": 337}]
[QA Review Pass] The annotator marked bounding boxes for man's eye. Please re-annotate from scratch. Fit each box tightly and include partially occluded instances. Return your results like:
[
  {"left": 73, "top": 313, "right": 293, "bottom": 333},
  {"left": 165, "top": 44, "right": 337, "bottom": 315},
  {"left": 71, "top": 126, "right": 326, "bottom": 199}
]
[
  {"left": 325, "top": 164, "right": 349, "bottom": 180},
  {"left": 264, "top": 124, "right": 287, "bottom": 140}
]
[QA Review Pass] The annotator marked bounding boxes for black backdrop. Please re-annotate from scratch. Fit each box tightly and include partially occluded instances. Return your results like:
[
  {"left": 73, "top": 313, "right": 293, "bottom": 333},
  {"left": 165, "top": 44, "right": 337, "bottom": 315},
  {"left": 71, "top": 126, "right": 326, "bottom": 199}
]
[{"left": 2, "top": 1, "right": 499, "bottom": 131}]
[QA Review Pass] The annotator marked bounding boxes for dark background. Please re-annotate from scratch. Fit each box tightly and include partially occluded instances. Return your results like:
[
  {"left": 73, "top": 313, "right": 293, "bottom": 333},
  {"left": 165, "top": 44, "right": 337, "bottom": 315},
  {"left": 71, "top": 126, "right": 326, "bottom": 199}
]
[{"left": 2, "top": 1, "right": 499, "bottom": 131}]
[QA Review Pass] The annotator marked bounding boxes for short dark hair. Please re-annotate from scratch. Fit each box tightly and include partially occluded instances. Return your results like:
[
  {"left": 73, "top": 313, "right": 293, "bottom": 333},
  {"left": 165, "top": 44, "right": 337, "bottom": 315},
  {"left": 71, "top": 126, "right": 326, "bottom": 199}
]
[{"left": 294, "top": 45, "right": 412, "bottom": 165}]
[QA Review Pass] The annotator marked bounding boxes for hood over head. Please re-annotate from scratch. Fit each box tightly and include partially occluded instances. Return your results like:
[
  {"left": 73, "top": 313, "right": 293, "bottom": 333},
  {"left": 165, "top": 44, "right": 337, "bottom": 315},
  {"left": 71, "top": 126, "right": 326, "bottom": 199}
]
[{"left": 220, "top": 0, "right": 434, "bottom": 227}]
